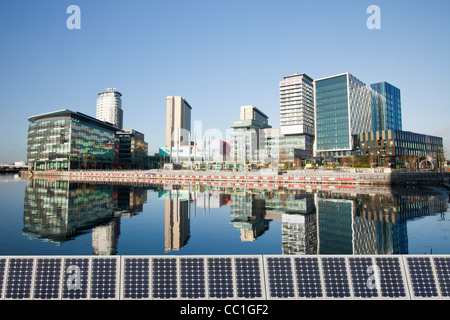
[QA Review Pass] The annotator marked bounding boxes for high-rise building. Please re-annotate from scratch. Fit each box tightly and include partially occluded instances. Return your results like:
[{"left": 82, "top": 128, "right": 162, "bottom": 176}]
[
  {"left": 371, "top": 82, "right": 402, "bottom": 131},
  {"left": 166, "top": 96, "right": 192, "bottom": 147},
  {"left": 314, "top": 73, "right": 373, "bottom": 158},
  {"left": 280, "top": 73, "right": 314, "bottom": 136},
  {"left": 96, "top": 88, "right": 123, "bottom": 129},
  {"left": 230, "top": 105, "right": 271, "bottom": 165}
]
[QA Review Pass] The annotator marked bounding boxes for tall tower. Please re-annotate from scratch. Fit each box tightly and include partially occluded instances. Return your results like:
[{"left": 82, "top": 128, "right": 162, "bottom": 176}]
[
  {"left": 371, "top": 82, "right": 402, "bottom": 132},
  {"left": 96, "top": 88, "right": 123, "bottom": 129},
  {"left": 166, "top": 96, "right": 192, "bottom": 147},
  {"left": 280, "top": 73, "right": 314, "bottom": 136}
]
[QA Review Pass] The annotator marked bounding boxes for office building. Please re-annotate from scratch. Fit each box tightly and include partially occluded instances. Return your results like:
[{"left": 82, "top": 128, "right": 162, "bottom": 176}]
[
  {"left": 166, "top": 96, "right": 192, "bottom": 148},
  {"left": 27, "top": 109, "right": 120, "bottom": 171},
  {"left": 353, "top": 129, "right": 444, "bottom": 168},
  {"left": 371, "top": 82, "right": 402, "bottom": 131},
  {"left": 230, "top": 105, "right": 271, "bottom": 165},
  {"left": 314, "top": 73, "right": 373, "bottom": 158},
  {"left": 280, "top": 73, "right": 315, "bottom": 136},
  {"left": 116, "top": 129, "right": 149, "bottom": 169},
  {"left": 96, "top": 88, "right": 123, "bottom": 129}
]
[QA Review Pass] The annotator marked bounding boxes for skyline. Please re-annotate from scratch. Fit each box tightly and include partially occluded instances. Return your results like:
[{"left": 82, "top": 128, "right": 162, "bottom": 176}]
[{"left": 1, "top": 0, "right": 450, "bottom": 163}]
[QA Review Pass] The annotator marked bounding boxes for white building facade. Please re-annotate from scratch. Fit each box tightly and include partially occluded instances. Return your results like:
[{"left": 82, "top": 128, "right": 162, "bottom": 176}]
[{"left": 96, "top": 88, "right": 123, "bottom": 129}]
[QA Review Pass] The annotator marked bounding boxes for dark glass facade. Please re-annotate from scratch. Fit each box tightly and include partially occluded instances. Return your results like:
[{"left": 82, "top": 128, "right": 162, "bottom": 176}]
[
  {"left": 117, "top": 130, "right": 149, "bottom": 170},
  {"left": 371, "top": 82, "right": 402, "bottom": 132},
  {"left": 315, "top": 74, "right": 351, "bottom": 153},
  {"left": 27, "top": 110, "right": 119, "bottom": 171},
  {"left": 353, "top": 129, "right": 444, "bottom": 166}
]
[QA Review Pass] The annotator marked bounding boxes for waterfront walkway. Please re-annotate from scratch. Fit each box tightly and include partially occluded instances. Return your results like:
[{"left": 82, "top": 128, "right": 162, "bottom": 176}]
[{"left": 25, "top": 168, "right": 450, "bottom": 187}]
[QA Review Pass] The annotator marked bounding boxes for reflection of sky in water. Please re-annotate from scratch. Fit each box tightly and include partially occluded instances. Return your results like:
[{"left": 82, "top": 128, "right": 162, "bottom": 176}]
[{"left": 0, "top": 174, "right": 449, "bottom": 256}]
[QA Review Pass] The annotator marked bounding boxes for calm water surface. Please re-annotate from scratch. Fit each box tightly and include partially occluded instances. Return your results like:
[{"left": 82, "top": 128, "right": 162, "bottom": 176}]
[{"left": 1, "top": 173, "right": 449, "bottom": 256}]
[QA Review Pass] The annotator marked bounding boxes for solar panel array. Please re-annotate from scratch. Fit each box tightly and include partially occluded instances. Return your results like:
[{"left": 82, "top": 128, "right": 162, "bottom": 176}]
[{"left": 0, "top": 255, "right": 449, "bottom": 300}]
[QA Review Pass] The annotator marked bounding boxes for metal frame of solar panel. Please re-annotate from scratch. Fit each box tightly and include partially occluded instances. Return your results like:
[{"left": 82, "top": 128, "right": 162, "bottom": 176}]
[
  {"left": 2, "top": 254, "right": 450, "bottom": 300},
  {"left": 125, "top": 255, "right": 266, "bottom": 300},
  {"left": 0, "top": 256, "right": 120, "bottom": 300},
  {"left": 263, "top": 255, "right": 412, "bottom": 300},
  {"left": 403, "top": 255, "right": 450, "bottom": 300}
]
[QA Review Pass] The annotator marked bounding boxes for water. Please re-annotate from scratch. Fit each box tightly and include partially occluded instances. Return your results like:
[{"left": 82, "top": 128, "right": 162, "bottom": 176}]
[{"left": 1, "top": 173, "right": 450, "bottom": 256}]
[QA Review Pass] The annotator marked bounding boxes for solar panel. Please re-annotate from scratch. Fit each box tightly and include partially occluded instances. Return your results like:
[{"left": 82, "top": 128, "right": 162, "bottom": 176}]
[
  {"left": 349, "top": 257, "right": 379, "bottom": 299},
  {"left": 207, "top": 257, "right": 234, "bottom": 299},
  {"left": 294, "top": 257, "right": 323, "bottom": 298},
  {"left": 90, "top": 257, "right": 118, "bottom": 299},
  {"left": 321, "top": 257, "right": 351, "bottom": 298},
  {"left": 33, "top": 258, "right": 62, "bottom": 299},
  {"left": 235, "top": 257, "right": 263, "bottom": 299},
  {"left": 375, "top": 256, "right": 407, "bottom": 299},
  {"left": 406, "top": 257, "right": 438, "bottom": 299},
  {"left": 122, "top": 257, "right": 150, "bottom": 299},
  {"left": 180, "top": 257, "right": 205, "bottom": 299},
  {"left": 266, "top": 257, "right": 295, "bottom": 299},
  {"left": 433, "top": 256, "right": 450, "bottom": 298},
  {"left": 62, "top": 257, "right": 90, "bottom": 300},
  {"left": 152, "top": 257, "right": 178, "bottom": 299},
  {"left": 5, "top": 258, "right": 34, "bottom": 299},
  {"left": 0, "top": 258, "right": 6, "bottom": 299}
]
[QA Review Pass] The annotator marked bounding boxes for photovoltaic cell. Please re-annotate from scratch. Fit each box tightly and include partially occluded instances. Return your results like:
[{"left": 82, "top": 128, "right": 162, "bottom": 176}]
[
  {"left": 433, "top": 257, "right": 450, "bottom": 298},
  {"left": 349, "top": 257, "right": 378, "bottom": 298},
  {"left": 208, "top": 257, "right": 234, "bottom": 299},
  {"left": 235, "top": 257, "right": 263, "bottom": 299},
  {"left": 266, "top": 257, "right": 295, "bottom": 298},
  {"left": 123, "top": 257, "right": 150, "bottom": 299},
  {"left": 62, "top": 258, "right": 89, "bottom": 299},
  {"left": 376, "top": 257, "right": 406, "bottom": 298},
  {"left": 180, "top": 257, "right": 205, "bottom": 299},
  {"left": 407, "top": 257, "right": 438, "bottom": 298},
  {"left": 294, "top": 257, "right": 322, "bottom": 298},
  {"left": 322, "top": 257, "right": 351, "bottom": 298},
  {"left": 152, "top": 258, "right": 177, "bottom": 299},
  {"left": 33, "top": 258, "right": 62, "bottom": 299},
  {"left": 0, "top": 258, "right": 6, "bottom": 299},
  {"left": 5, "top": 258, "right": 34, "bottom": 299},
  {"left": 90, "top": 258, "right": 117, "bottom": 299}
]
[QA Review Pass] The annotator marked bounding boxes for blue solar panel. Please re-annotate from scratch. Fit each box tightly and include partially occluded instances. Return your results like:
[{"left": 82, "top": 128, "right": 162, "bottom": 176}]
[
  {"left": 376, "top": 257, "right": 406, "bottom": 298},
  {"left": 407, "top": 257, "right": 438, "bottom": 298},
  {"left": 294, "top": 257, "right": 323, "bottom": 298},
  {"left": 235, "top": 257, "right": 263, "bottom": 299},
  {"left": 0, "top": 258, "right": 6, "bottom": 299},
  {"left": 322, "top": 257, "right": 351, "bottom": 298},
  {"left": 5, "top": 258, "right": 34, "bottom": 299},
  {"left": 349, "top": 257, "right": 378, "bottom": 298},
  {"left": 180, "top": 257, "right": 205, "bottom": 299},
  {"left": 152, "top": 258, "right": 178, "bottom": 299},
  {"left": 433, "top": 257, "right": 450, "bottom": 298},
  {"left": 123, "top": 257, "right": 150, "bottom": 299},
  {"left": 266, "top": 257, "right": 295, "bottom": 298},
  {"left": 208, "top": 257, "right": 234, "bottom": 299},
  {"left": 33, "top": 258, "right": 62, "bottom": 299},
  {"left": 62, "top": 258, "right": 89, "bottom": 299},
  {"left": 90, "top": 258, "right": 117, "bottom": 299}
]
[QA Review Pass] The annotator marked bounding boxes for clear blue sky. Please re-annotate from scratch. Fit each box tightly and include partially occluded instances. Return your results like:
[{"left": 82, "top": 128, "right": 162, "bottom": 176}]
[{"left": 1, "top": 0, "right": 449, "bottom": 162}]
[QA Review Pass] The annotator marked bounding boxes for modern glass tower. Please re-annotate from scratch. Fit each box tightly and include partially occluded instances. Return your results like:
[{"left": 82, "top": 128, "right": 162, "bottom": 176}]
[
  {"left": 371, "top": 82, "right": 402, "bottom": 132},
  {"left": 314, "top": 73, "right": 373, "bottom": 158}
]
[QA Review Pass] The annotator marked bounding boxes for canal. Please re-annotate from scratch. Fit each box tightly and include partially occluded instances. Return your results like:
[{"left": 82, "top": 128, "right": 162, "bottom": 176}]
[{"left": 1, "top": 173, "right": 449, "bottom": 256}]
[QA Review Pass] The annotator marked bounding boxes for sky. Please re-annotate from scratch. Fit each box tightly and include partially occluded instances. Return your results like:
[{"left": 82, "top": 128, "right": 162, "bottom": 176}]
[{"left": 1, "top": 0, "right": 449, "bottom": 163}]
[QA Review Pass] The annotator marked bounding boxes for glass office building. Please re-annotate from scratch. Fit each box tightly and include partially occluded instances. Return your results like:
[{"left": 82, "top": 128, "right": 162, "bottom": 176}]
[
  {"left": 353, "top": 129, "right": 444, "bottom": 167},
  {"left": 27, "top": 109, "right": 119, "bottom": 171},
  {"left": 314, "top": 73, "right": 373, "bottom": 158},
  {"left": 371, "top": 82, "right": 402, "bottom": 131},
  {"left": 117, "top": 129, "right": 149, "bottom": 170}
]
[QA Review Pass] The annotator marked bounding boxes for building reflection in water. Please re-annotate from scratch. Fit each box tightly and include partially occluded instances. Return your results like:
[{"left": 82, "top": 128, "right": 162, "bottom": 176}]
[
  {"left": 22, "top": 179, "right": 448, "bottom": 255},
  {"left": 23, "top": 179, "right": 147, "bottom": 255}
]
